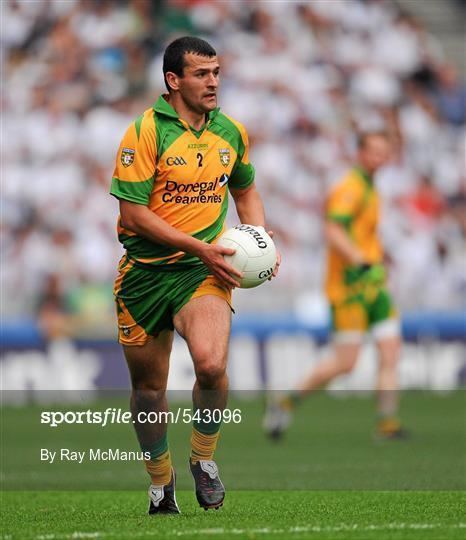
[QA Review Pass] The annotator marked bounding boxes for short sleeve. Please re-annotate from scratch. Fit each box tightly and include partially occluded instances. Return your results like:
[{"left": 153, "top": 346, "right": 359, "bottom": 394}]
[
  {"left": 326, "top": 178, "right": 363, "bottom": 227},
  {"left": 229, "top": 123, "right": 255, "bottom": 190},
  {"left": 110, "top": 114, "right": 157, "bottom": 205}
]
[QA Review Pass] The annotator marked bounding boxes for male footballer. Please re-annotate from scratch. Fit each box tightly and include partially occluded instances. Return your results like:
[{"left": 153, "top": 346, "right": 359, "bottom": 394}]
[
  {"left": 264, "top": 132, "right": 406, "bottom": 441},
  {"left": 111, "top": 36, "right": 279, "bottom": 514}
]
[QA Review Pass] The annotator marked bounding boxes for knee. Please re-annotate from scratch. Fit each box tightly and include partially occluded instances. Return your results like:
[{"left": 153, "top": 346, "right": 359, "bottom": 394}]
[
  {"left": 378, "top": 337, "right": 401, "bottom": 369},
  {"left": 195, "top": 360, "right": 227, "bottom": 388},
  {"left": 131, "top": 385, "right": 166, "bottom": 409},
  {"left": 338, "top": 358, "right": 357, "bottom": 375},
  {"left": 189, "top": 338, "right": 228, "bottom": 387}
]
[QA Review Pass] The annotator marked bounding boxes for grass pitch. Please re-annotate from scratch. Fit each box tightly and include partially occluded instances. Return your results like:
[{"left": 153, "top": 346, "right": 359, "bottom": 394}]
[
  {"left": 1, "top": 391, "right": 465, "bottom": 538},
  {"left": 2, "top": 490, "right": 465, "bottom": 539}
]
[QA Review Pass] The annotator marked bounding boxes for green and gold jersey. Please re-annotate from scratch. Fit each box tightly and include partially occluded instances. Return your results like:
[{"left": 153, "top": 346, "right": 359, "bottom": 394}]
[
  {"left": 110, "top": 95, "right": 255, "bottom": 267},
  {"left": 325, "top": 167, "right": 383, "bottom": 303}
]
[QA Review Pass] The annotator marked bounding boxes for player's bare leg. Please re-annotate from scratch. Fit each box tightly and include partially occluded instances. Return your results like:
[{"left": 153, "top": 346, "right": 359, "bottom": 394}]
[
  {"left": 264, "top": 341, "right": 361, "bottom": 439},
  {"left": 374, "top": 333, "right": 406, "bottom": 439},
  {"left": 297, "top": 341, "right": 362, "bottom": 393},
  {"left": 376, "top": 335, "right": 400, "bottom": 411},
  {"left": 123, "top": 332, "right": 180, "bottom": 514},
  {"left": 174, "top": 295, "right": 231, "bottom": 509}
]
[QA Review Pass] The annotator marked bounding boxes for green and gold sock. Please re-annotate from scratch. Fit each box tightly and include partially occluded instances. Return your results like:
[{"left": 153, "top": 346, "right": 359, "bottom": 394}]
[
  {"left": 190, "top": 407, "right": 222, "bottom": 463},
  {"left": 142, "top": 433, "right": 172, "bottom": 486},
  {"left": 281, "top": 391, "right": 301, "bottom": 410},
  {"left": 190, "top": 427, "right": 220, "bottom": 464},
  {"left": 377, "top": 415, "right": 401, "bottom": 434}
]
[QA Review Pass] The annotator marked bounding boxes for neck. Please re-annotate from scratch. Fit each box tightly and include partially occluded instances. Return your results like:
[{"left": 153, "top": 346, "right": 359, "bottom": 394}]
[{"left": 166, "top": 94, "right": 207, "bottom": 131}]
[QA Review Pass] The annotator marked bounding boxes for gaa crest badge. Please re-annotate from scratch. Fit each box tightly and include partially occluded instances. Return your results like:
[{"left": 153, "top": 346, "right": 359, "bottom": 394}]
[
  {"left": 218, "top": 148, "right": 230, "bottom": 167},
  {"left": 121, "top": 147, "right": 135, "bottom": 167}
]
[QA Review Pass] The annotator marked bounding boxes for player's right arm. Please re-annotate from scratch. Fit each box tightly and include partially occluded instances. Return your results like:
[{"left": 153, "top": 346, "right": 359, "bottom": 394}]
[
  {"left": 325, "top": 179, "right": 366, "bottom": 266},
  {"left": 325, "top": 222, "right": 366, "bottom": 266},
  {"left": 110, "top": 117, "right": 241, "bottom": 288},
  {"left": 119, "top": 202, "right": 242, "bottom": 287}
]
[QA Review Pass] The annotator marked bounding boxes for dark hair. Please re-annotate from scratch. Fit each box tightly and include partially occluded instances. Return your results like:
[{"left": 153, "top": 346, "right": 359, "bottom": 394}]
[
  {"left": 357, "top": 130, "right": 389, "bottom": 149},
  {"left": 163, "top": 36, "right": 217, "bottom": 91}
]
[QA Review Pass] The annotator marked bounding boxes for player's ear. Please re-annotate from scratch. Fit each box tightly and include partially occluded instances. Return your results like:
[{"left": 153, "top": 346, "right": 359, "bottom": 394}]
[{"left": 165, "top": 72, "right": 181, "bottom": 92}]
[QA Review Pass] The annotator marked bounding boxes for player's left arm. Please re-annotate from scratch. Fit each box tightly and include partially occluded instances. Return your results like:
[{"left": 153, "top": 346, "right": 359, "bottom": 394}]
[
  {"left": 228, "top": 119, "right": 280, "bottom": 277},
  {"left": 229, "top": 183, "right": 265, "bottom": 227},
  {"left": 230, "top": 184, "right": 281, "bottom": 278}
]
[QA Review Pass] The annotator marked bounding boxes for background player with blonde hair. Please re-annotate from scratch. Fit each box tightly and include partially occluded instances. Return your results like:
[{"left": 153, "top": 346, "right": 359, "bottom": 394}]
[{"left": 264, "top": 131, "right": 406, "bottom": 441}]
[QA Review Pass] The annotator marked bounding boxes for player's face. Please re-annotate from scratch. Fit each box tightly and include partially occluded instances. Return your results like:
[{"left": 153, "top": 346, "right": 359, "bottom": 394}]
[
  {"left": 358, "top": 136, "right": 391, "bottom": 174},
  {"left": 178, "top": 53, "right": 220, "bottom": 114}
]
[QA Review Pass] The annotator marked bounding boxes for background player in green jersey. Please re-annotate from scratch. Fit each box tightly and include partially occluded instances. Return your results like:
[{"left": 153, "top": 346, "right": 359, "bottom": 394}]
[{"left": 111, "top": 36, "right": 279, "bottom": 514}]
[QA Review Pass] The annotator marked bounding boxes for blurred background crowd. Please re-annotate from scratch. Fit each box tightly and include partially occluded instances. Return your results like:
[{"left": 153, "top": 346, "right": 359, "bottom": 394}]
[{"left": 2, "top": 0, "right": 465, "bottom": 338}]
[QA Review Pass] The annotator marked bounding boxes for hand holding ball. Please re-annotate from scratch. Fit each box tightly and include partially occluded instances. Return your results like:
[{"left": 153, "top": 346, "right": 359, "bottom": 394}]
[{"left": 217, "top": 225, "right": 277, "bottom": 288}]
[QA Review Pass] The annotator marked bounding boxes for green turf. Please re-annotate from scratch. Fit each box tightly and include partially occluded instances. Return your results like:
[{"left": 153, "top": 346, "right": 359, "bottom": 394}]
[
  {"left": 1, "top": 392, "right": 465, "bottom": 538},
  {"left": 1, "top": 490, "right": 465, "bottom": 539},
  {"left": 2, "top": 391, "right": 465, "bottom": 490}
]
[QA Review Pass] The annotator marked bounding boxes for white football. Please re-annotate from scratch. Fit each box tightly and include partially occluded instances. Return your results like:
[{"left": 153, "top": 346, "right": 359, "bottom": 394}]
[{"left": 217, "top": 224, "right": 277, "bottom": 288}]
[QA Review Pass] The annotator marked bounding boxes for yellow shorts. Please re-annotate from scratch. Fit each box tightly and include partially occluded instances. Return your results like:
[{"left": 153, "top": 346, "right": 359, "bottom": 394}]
[{"left": 331, "top": 287, "right": 398, "bottom": 337}]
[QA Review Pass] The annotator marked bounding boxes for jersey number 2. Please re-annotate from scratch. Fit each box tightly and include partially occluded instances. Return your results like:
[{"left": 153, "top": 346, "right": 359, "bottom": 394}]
[{"left": 196, "top": 153, "right": 203, "bottom": 167}]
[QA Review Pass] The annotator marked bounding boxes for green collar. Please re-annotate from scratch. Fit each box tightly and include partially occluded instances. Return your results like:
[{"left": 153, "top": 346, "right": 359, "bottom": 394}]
[
  {"left": 153, "top": 94, "right": 179, "bottom": 118},
  {"left": 153, "top": 94, "right": 220, "bottom": 129},
  {"left": 354, "top": 166, "right": 373, "bottom": 187}
]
